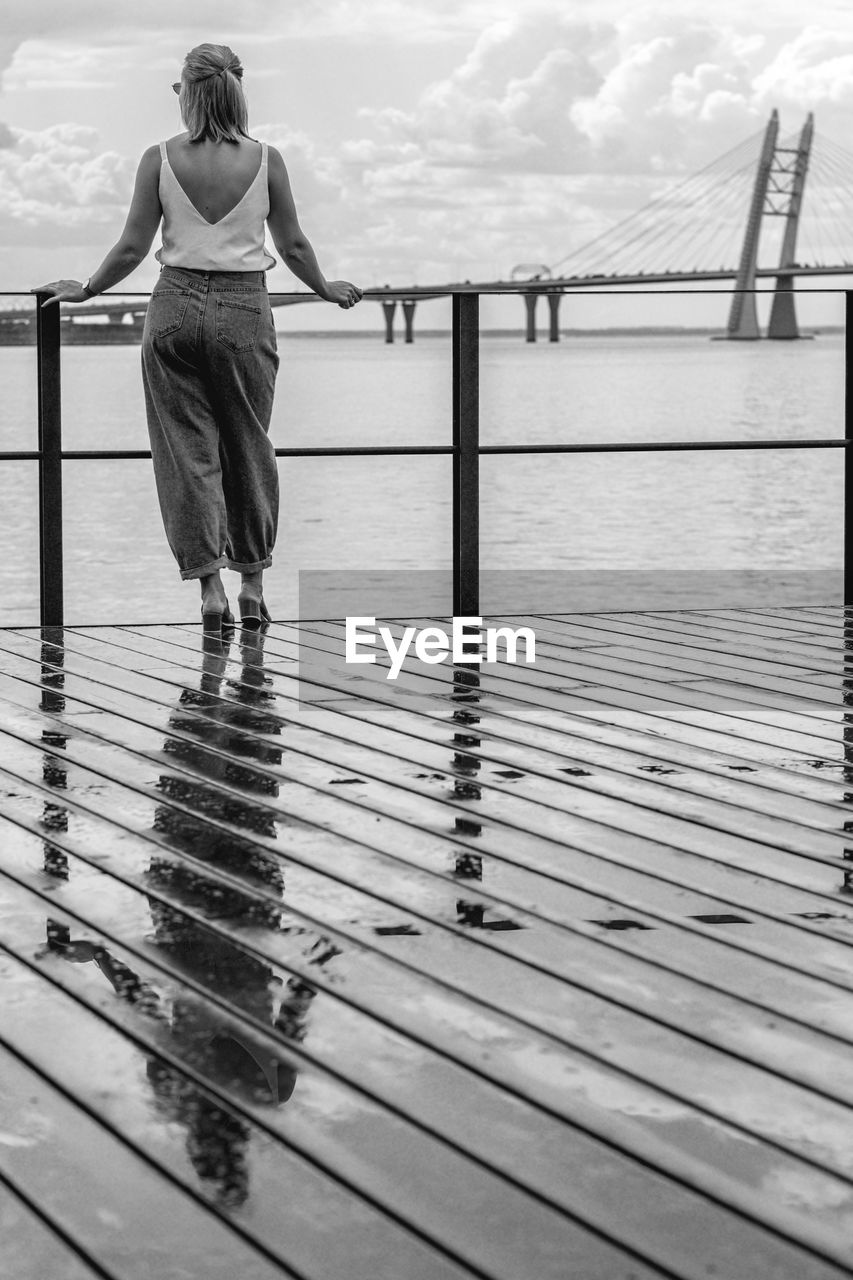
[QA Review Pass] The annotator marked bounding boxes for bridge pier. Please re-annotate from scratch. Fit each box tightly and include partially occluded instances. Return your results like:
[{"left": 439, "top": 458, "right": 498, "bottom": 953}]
[
  {"left": 524, "top": 293, "right": 538, "bottom": 342},
  {"left": 381, "top": 301, "right": 397, "bottom": 343},
  {"left": 547, "top": 293, "right": 561, "bottom": 343},
  {"left": 767, "top": 278, "right": 799, "bottom": 338},
  {"left": 402, "top": 300, "right": 416, "bottom": 343},
  {"left": 523, "top": 292, "right": 561, "bottom": 342}
]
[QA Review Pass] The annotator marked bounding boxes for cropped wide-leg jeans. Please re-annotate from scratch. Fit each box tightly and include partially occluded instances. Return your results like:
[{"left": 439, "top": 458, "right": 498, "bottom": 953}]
[{"left": 141, "top": 266, "right": 280, "bottom": 580}]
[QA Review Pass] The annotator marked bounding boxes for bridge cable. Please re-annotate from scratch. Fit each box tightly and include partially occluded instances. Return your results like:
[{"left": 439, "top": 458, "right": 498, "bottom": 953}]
[
  {"left": 803, "top": 141, "right": 853, "bottom": 264},
  {"left": 631, "top": 163, "right": 761, "bottom": 273},
  {"left": 559, "top": 165, "right": 752, "bottom": 278},
  {"left": 575, "top": 153, "right": 761, "bottom": 278},
  {"left": 562, "top": 148, "right": 758, "bottom": 274},
  {"left": 548, "top": 127, "right": 767, "bottom": 276}
]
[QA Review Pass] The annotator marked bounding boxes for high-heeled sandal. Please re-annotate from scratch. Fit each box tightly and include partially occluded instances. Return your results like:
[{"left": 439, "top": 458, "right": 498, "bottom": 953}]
[
  {"left": 238, "top": 592, "right": 263, "bottom": 631},
  {"left": 201, "top": 601, "right": 235, "bottom": 634}
]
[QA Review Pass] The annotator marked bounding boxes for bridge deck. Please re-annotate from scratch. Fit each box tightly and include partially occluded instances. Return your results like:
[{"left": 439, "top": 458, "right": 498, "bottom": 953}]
[{"left": 1, "top": 607, "right": 853, "bottom": 1280}]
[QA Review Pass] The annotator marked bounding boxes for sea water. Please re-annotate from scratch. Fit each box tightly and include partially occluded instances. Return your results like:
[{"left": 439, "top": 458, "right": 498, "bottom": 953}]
[{"left": 0, "top": 326, "right": 844, "bottom": 625}]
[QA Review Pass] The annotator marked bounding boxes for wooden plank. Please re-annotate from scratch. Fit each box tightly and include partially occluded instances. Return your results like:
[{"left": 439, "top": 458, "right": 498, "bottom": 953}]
[
  {"left": 133, "top": 621, "right": 853, "bottom": 811},
  {"left": 2, "top": 630, "right": 851, "bottom": 933},
  {"left": 0, "top": 1043, "right": 292, "bottom": 1280},
  {"left": 0, "top": 1179, "right": 113, "bottom": 1280},
  {"left": 296, "top": 619, "right": 847, "bottom": 737},
  {"left": 1, "top": 624, "right": 850, "bottom": 947},
  {"left": 4, "top": 759, "right": 853, "bottom": 1275},
  {"left": 3, "top": 651, "right": 852, "bottom": 1015},
  {"left": 527, "top": 614, "right": 848, "bottom": 676},
  {"left": 2, "top": 876, "right": 821, "bottom": 1280},
  {"left": 699, "top": 609, "right": 848, "bottom": 634},
  {"left": 285, "top": 622, "right": 848, "bottom": 752},
  {"left": 640, "top": 610, "right": 848, "bottom": 645},
  {"left": 34, "top": 623, "right": 851, "bottom": 838},
  {"left": 58, "top": 625, "right": 851, "bottom": 770},
  {"left": 4, "top": 675, "right": 850, "bottom": 1146},
  {"left": 5, "top": 611, "right": 853, "bottom": 1277},
  {"left": 576, "top": 611, "right": 845, "bottom": 658},
  {"left": 0, "top": 919, "right": 593, "bottom": 1280},
  {"left": 65, "top": 622, "right": 848, "bottom": 790}
]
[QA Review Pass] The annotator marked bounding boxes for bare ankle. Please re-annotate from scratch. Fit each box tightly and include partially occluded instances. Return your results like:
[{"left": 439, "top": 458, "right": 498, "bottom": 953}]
[{"left": 200, "top": 573, "right": 225, "bottom": 603}]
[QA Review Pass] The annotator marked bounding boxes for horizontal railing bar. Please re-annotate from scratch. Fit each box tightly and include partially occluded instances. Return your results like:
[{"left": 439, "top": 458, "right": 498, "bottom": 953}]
[
  {"left": 1, "top": 439, "right": 849, "bottom": 464},
  {"left": 55, "top": 445, "right": 454, "bottom": 460},
  {"left": 480, "top": 438, "right": 849, "bottom": 455},
  {"left": 5, "top": 284, "right": 853, "bottom": 300},
  {"left": 61, "top": 450, "right": 150, "bottom": 460}
]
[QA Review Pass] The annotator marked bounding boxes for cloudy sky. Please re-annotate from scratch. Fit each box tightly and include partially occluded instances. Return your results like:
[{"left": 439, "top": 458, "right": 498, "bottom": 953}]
[{"left": 3, "top": 0, "right": 853, "bottom": 325}]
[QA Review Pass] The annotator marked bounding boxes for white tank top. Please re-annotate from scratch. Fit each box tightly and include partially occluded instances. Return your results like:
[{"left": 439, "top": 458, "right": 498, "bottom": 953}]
[{"left": 155, "top": 140, "right": 276, "bottom": 272}]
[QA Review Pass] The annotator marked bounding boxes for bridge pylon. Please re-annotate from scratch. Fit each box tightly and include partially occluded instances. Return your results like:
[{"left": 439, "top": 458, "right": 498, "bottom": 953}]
[
  {"left": 767, "top": 112, "right": 814, "bottom": 339},
  {"left": 726, "top": 110, "right": 814, "bottom": 340},
  {"left": 727, "top": 111, "right": 779, "bottom": 339}
]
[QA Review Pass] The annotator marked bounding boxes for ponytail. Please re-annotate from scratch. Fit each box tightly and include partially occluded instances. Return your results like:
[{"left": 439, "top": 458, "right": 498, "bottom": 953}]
[{"left": 178, "top": 44, "right": 250, "bottom": 144}]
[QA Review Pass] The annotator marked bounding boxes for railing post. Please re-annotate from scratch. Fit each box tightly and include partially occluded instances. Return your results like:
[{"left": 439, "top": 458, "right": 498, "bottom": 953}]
[
  {"left": 847, "top": 292, "right": 853, "bottom": 610},
  {"left": 840, "top": 290, "right": 845, "bottom": 609},
  {"left": 452, "top": 292, "right": 479, "bottom": 617},
  {"left": 36, "top": 293, "right": 63, "bottom": 628}
]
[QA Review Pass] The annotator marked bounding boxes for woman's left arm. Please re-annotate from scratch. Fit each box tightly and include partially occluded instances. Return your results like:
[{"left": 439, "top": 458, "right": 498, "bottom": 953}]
[{"left": 33, "top": 145, "right": 163, "bottom": 306}]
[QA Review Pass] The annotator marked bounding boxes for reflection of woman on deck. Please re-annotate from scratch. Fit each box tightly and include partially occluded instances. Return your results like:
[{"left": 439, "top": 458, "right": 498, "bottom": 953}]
[
  {"left": 45, "top": 631, "right": 338, "bottom": 1209},
  {"left": 144, "top": 627, "right": 304, "bottom": 1204}
]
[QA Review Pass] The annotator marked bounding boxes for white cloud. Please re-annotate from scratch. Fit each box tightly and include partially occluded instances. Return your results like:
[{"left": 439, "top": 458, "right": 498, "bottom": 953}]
[
  {"left": 0, "top": 2, "right": 326, "bottom": 101},
  {"left": 4, "top": 3, "right": 853, "bottom": 286},
  {"left": 319, "top": 10, "right": 853, "bottom": 277},
  {"left": 0, "top": 0, "right": 528, "bottom": 87},
  {"left": 340, "top": 11, "right": 853, "bottom": 189},
  {"left": 348, "top": 14, "right": 608, "bottom": 176},
  {"left": 2, "top": 41, "right": 125, "bottom": 91},
  {"left": 0, "top": 123, "right": 134, "bottom": 243},
  {"left": 754, "top": 26, "right": 853, "bottom": 111}
]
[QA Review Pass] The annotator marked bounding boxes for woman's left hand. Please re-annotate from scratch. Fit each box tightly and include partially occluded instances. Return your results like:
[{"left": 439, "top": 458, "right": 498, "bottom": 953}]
[{"left": 32, "top": 280, "right": 91, "bottom": 307}]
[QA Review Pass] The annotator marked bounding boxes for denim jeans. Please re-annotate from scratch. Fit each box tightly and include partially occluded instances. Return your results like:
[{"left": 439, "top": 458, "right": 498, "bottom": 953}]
[{"left": 141, "top": 266, "right": 280, "bottom": 580}]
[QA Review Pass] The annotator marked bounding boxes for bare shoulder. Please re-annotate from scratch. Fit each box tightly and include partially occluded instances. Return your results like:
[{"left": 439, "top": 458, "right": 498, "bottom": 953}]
[
  {"left": 265, "top": 145, "right": 289, "bottom": 176},
  {"left": 266, "top": 145, "right": 295, "bottom": 201},
  {"left": 135, "top": 143, "right": 163, "bottom": 186},
  {"left": 159, "top": 132, "right": 190, "bottom": 160}
]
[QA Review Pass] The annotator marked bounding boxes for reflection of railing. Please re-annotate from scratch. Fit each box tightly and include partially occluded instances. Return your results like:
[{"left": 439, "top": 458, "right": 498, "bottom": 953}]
[{"left": 2, "top": 289, "right": 851, "bottom": 626}]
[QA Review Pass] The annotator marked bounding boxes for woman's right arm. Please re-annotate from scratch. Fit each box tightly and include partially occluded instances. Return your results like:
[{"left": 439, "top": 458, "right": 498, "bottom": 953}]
[{"left": 266, "top": 146, "right": 362, "bottom": 309}]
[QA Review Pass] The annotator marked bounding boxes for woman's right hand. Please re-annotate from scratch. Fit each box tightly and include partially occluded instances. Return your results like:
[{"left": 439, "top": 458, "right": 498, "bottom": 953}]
[
  {"left": 32, "top": 280, "right": 92, "bottom": 307},
  {"left": 323, "top": 280, "right": 363, "bottom": 309}
]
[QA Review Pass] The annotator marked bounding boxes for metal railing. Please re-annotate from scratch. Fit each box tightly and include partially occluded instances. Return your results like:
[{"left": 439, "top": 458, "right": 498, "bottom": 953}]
[{"left": 3, "top": 289, "right": 851, "bottom": 626}]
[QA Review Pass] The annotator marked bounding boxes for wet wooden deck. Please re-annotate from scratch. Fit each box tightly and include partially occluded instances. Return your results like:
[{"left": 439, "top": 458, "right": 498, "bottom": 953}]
[{"left": 1, "top": 607, "right": 853, "bottom": 1279}]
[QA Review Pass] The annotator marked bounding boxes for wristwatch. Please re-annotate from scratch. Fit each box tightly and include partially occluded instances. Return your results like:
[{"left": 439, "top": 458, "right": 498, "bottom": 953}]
[{"left": 82, "top": 278, "right": 96, "bottom": 298}]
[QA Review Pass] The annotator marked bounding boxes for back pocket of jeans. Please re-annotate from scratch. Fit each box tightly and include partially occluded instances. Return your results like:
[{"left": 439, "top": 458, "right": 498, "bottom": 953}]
[
  {"left": 148, "top": 288, "right": 189, "bottom": 337},
  {"left": 216, "top": 298, "right": 262, "bottom": 353}
]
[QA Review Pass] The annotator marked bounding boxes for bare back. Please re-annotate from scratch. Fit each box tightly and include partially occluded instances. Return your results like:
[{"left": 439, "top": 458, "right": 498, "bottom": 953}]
[{"left": 164, "top": 134, "right": 263, "bottom": 226}]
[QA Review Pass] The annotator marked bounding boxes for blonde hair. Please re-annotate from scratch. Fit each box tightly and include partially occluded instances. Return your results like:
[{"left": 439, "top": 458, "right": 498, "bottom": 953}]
[{"left": 179, "top": 44, "right": 249, "bottom": 144}]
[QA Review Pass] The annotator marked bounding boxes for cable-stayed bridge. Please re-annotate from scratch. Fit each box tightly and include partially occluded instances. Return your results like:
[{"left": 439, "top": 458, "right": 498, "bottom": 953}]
[
  {"left": 507, "top": 108, "right": 852, "bottom": 343},
  {"left": 3, "top": 109, "right": 852, "bottom": 344},
  {"left": 399, "top": 108, "right": 853, "bottom": 343}
]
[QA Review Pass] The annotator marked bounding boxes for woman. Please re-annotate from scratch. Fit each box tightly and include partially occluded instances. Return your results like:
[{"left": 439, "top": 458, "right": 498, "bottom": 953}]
[{"left": 35, "top": 43, "right": 362, "bottom": 631}]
